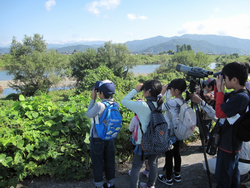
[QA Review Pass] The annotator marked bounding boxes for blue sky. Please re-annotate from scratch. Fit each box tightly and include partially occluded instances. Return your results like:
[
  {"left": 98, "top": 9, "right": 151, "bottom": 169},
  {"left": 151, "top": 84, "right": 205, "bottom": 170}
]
[{"left": 1, "top": 0, "right": 250, "bottom": 47}]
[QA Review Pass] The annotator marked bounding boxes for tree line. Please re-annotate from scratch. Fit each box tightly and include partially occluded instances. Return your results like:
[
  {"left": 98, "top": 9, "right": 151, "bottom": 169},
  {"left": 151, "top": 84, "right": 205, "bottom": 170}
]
[{"left": 3, "top": 33, "right": 250, "bottom": 98}]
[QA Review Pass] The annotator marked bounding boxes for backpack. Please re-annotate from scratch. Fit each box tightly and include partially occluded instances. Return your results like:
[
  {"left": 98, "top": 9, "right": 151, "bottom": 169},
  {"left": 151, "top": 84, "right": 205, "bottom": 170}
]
[
  {"left": 234, "top": 89, "right": 250, "bottom": 141},
  {"left": 174, "top": 99, "right": 196, "bottom": 140},
  {"left": 94, "top": 101, "right": 122, "bottom": 140},
  {"left": 141, "top": 101, "right": 171, "bottom": 155}
]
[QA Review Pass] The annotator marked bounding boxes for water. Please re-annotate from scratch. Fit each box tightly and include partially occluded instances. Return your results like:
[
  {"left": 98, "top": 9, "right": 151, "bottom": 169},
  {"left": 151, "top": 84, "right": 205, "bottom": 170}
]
[
  {"left": 0, "top": 70, "right": 13, "bottom": 81},
  {"left": 130, "top": 64, "right": 161, "bottom": 74}
]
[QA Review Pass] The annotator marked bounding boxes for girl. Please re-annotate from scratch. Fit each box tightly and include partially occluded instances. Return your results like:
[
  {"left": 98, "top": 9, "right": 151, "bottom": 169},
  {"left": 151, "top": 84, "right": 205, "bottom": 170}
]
[
  {"left": 158, "top": 78, "right": 187, "bottom": 186},
  {"left": 121, "top": 79, "right": 163, "bottom": 188}
]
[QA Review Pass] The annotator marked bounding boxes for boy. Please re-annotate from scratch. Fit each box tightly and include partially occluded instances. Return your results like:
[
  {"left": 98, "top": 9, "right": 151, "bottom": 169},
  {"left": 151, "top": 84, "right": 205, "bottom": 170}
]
[
  {"left": 197, "top": 78, "right": 215, "bottom": 149},
  {"left": 86, "top": 80, "right": 117, "bottom": 188},
  {"left": 214, "top": 62, "right": 249, "bottom": 187}
]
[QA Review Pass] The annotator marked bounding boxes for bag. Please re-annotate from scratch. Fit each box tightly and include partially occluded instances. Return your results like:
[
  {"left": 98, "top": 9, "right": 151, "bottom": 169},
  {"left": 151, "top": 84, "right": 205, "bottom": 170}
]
[
  {"left": 174, "top": 99, "right": 196, "bottom": 140},
  {"left": 206, "top": 119, "right": 221, "bottom": 155},
  {"left": 94, "top": 101, "right": 122, "bottom": 140},
  {"left": 235, "top": 89, "right": 250, "bottom": 141},
  {"left": 130, "top": 115, "right": 139, "bottom": 145},
  {"left": 141, "top": 101, "right": 171, "bottom": 155}
]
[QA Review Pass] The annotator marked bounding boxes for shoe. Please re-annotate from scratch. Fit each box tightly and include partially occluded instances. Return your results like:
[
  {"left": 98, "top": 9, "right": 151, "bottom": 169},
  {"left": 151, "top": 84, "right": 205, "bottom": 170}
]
[
  {"left": 157, "top": 174, "right": 173, "bottom": 185},
  {"left": 142, "top": 168, "right": 150, "bottom": 178},
  {"left": 104, "top": 183, "right": 115, "bottom": 188},
  {"left": 128, "top": 170, "right": 131, "bottom": 176},
  {"left": 173, "top": 173, "right": 181, "bottom": 182},
  {"left": 139, "top": 182, "right": 155, "bottom": 188}
]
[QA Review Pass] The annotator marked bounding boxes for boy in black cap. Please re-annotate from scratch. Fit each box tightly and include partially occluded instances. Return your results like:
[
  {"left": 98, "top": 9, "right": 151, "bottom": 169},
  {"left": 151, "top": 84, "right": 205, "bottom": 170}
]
[{"left": 86, "top": 80, "right": 118, "bottom": 188}]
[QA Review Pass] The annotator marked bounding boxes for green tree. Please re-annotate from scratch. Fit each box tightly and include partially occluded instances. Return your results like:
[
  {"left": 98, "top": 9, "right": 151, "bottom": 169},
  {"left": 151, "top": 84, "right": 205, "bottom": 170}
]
[
  {"left": 176, "top": 45, "right": 181, "bottom": 53},
  {"left": 187, "top": 45, "right": 192, "bottom": 51},
  {"left": 171, "top": 51, "right": 210, "bottom": 69},
  {"left": 70, "top": 48, "right": 99, "bottom": 86},
  {"left": 6, "top": 34, "right": 70, "bottom": 96},
  {"left": 96, "top": 41, "right": 137, "bottom": 78},
  {"left": 167, "top": 50, "right": 174, "bottom": 54}
]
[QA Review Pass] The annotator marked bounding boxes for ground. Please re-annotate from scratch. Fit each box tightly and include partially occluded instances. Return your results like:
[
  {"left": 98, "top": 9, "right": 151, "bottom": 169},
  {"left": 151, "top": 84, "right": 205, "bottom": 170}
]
[{"left": 14, "top": 141, "right": 250, "bottom": 188}]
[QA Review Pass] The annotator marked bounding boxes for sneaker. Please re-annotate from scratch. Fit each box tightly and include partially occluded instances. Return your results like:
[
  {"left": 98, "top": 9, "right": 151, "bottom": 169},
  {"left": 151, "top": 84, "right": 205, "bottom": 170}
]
[
  {"left": 157, "top": 174, "right": 173, "bottom": 185},
  {"left": 142, "top": 169, "right": 150, "bottom": 178},
  {"left": 104, "top": 183, "right": 115, "bottom": 188},
  {"left": 173, "top": 173, "right": 181, "bottom": 182},
  {"left": 139, "top": 182, "right": 155, "bottom": 188},
  {"left": 128, "top": 170, "right": 131, "bottom": 176}
]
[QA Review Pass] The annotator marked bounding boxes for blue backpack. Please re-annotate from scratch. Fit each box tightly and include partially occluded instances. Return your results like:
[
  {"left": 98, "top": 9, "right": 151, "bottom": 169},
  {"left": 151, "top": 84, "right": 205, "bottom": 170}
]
[{"left": 95, "top": 102, "right": 122, "bottom": 140}]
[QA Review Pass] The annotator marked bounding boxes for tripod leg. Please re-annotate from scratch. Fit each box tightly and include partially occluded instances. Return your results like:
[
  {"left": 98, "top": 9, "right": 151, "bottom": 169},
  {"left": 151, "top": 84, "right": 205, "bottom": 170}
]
[{"left": 194, "top": 103, "right": 213, "bottom": 188}]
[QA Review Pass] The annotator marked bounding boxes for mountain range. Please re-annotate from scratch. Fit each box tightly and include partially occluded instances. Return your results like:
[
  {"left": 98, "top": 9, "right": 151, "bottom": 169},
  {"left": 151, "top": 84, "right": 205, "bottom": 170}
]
[{"left": 1, "top": 34, "right": 250, "bottom": 55}]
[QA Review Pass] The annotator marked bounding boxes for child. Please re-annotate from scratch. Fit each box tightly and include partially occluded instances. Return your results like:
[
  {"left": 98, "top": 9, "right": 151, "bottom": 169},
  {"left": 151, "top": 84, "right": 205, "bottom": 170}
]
[
  {"left": 197, "top": 78, "right": 216, "bottom": 150},
  {"left": 86, "top": 80, "right": 117, "bottom": 188},
  {"left": 158, "top": 78, "right": 187, "bottom": 186},
  {"left": 128, "top": 99, "right": 150, "bottom": 178},
  {"left": 214, "top": 62, "right": 249, "bottom": 187},
  {"left": 121, "top": 79, "right": 163, "bottom": 188}
]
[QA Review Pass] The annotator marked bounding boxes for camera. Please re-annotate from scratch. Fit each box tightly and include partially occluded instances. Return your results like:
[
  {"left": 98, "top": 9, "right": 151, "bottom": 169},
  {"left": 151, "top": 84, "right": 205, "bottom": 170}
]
[
  {"left": 140, "top": 85, "right": 144, "bottom": 91},
  {"left": 213, "top": 71, "right": 225, "bottom": 79},
  {"left": 176, "top": 64, "right": 213, "bottom": 78},
  {"left": 167, "top": 83, "right": 171, "bottom": 90}
]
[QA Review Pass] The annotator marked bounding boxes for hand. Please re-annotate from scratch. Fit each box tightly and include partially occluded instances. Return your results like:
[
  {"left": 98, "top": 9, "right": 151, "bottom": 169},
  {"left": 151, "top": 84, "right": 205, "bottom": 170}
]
[
  {"left": 189, "top": 93, "right": 202, "bottom": 104},
  {"left": 91, "top": 89, "right": 97, "bottom": 100},
  {"left": 216, "top": 75, "right": 225, "bottom": 92},
  {"left": 135, "top": 83, "right": 143, "bottom": 92},
  {"left": 161, "top": 84, "right": 168, "bottom": 95}
]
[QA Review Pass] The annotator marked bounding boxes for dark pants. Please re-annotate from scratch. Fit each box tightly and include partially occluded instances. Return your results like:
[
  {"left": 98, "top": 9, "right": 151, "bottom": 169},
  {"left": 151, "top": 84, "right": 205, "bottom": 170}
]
[
  {"left": 215, "top": 149, "right": 240, "bottom": 188},
  {"left": 130, "top": 153, "right": 158, "bottom": 188},
  {"left": 165, "top": 141, "right": 181, "bottom": 178},
  {"left": 90, "top": 137, "right": 116, "bottom": 187}
]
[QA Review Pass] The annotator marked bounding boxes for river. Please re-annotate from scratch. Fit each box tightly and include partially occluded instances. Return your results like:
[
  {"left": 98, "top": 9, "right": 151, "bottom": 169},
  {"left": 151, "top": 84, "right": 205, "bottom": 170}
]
[{"left": 0, "top": 64, "right": 162, "bottom": 96}]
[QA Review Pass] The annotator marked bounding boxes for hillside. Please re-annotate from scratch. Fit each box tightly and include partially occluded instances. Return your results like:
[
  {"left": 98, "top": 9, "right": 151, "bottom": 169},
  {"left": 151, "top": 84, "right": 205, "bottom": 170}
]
[
  {"left": 141, "top": 38, "right": 245, "bottom": 55},
  {"left": 1, "top": 34, "right": 250, "bottom": 55}
]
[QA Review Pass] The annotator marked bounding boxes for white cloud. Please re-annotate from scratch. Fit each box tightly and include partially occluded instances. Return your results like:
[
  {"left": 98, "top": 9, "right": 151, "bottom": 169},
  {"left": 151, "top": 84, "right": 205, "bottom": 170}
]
[
  {"left": 178, "top": 14, "right": 250, "bottom": 39},
  {"left": 127, "top": 14, "right": 147, "bottom": 20},
  {"left": 214, "top": 8, "right": 220, "bottom": 12},
  {"left": 86, "top": 0, "right": 121, "bottom": 15},
  {"left": 124, "top": 32, "right": 133, "bottom": 36},
  {"left": 45, "top": 0, "right": 56, "bottom": 11}
]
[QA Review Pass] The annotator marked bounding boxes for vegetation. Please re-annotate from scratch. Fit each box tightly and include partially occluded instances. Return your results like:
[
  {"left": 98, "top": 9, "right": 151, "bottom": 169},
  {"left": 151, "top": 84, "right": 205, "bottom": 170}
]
[
  {"left": 5, "top": 34, "right": 71, "bottom": 96},
  {"left": 1, "top": 36, "right": 250, "bottom": 187}
]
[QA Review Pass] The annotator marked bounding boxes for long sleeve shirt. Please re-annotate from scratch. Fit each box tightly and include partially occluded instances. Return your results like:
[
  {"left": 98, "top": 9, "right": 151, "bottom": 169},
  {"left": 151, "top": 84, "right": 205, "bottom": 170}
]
[{"left": 121, "top": 89, "right": 157, "bottom": 145}]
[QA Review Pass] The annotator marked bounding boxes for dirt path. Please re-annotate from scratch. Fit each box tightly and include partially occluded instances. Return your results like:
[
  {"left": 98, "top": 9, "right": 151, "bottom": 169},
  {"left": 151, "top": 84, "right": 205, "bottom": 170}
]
[{"left": 16, "top": 140, "right": 221, "bottom": 188}]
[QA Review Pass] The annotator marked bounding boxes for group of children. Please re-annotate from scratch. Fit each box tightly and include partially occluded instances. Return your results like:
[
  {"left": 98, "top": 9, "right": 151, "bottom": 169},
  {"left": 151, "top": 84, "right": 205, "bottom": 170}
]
[{"left": 86, "top": 61, "right": 250, "bottom": 188}]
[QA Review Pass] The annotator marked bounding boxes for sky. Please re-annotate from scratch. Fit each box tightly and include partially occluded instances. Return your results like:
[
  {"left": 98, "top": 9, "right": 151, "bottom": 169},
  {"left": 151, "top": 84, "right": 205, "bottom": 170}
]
[{"left": 1, "top": 0, "right": 250, "bottom": 47}]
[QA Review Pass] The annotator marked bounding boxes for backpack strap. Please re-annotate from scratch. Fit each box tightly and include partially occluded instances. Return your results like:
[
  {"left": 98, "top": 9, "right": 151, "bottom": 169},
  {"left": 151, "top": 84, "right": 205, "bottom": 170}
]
[{"left": 146, "top": 100, "right": 156, "bottom": 111}]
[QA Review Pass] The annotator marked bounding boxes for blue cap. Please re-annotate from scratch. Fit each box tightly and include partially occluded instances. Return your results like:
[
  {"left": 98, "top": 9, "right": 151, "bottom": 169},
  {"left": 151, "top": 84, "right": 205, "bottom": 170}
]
[{"left": 95, "top": 80, "right": 115, "bottom": 97}]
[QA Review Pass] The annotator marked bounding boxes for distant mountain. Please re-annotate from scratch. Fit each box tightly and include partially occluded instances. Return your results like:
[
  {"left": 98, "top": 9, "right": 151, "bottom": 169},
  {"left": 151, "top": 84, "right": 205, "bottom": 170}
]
[
  {"left": 0, "top": 47, "right": 10, "bottom": 54},
  {"left": 141, "top": 38, "right": 245, "bottom": 55},
  {"left": 125, "top": 36, "right": 171, "bottom": 52},
  {"left": 125, "top": 34, "right": 250, "bottom": 55},
  {"left": 1, "top": 35, "right": 250, "bottom": 55},
  {"left": 47, "top": 41, "right": 106, "bottom": 49},
  {"left": 177, "top": 34, "right": 250, "bottom": 54},
  {"left": 55, "top": 44, "right": 96, "bottom": 53}
]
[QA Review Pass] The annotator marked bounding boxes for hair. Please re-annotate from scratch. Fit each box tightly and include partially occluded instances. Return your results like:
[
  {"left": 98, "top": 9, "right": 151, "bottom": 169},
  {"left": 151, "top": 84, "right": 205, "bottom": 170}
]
[
  {"left": 222, "top": 62, "right": 249, "bottom": 86},
  {"left": 99, "top": 90, "right": 113, "bottom": 99},
  {"left": 170, "top": 78, "right": 187, "bottom": 92},
  {"left": 169, "top": 78, "right": 188, "bottom": 101},
  {"left": 207, "top": 79, "right": 216, "bottom": 90},
  {"left": 143, "top": 79, "right": 163, "bottom": 107}
]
